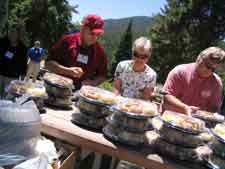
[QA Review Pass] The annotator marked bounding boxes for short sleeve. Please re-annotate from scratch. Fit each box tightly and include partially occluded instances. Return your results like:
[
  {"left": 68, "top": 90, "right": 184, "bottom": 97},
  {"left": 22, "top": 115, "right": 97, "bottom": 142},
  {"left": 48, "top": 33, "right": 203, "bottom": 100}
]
[
  {"left": 114, "top": 62, "right": 124, "bottom": 80},
  {"left": 163, "top": 66, "right": 184, "bottom": 97},
  {"left": 146, "top": 73, "right": 157, "bottom": 89}
]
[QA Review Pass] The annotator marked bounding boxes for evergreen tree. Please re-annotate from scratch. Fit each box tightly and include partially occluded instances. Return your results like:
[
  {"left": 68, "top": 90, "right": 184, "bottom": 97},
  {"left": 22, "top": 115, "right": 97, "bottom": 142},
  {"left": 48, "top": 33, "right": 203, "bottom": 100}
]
[
  {"left": 149, "top": 0, "right": 225, "bottom": 82},
  {"left": 111, "top": 20, "right": 133, "bottom": 76},
  {"left": 5, "top": 0, "right": 78, "bottom": 48}
]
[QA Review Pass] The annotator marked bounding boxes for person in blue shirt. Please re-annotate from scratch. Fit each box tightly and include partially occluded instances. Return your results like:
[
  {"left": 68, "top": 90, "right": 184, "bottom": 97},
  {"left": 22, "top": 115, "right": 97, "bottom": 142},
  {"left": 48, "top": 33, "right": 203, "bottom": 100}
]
[{"left": 24, "top": 41, "right": 45, "bottom": 82}]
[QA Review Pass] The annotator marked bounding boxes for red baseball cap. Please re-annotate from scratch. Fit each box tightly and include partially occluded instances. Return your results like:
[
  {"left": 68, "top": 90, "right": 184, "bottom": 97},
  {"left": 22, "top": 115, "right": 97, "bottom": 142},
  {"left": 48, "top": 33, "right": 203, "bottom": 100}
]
[{"left": 82, "top": 14, "right": 104, "bottom": 34}]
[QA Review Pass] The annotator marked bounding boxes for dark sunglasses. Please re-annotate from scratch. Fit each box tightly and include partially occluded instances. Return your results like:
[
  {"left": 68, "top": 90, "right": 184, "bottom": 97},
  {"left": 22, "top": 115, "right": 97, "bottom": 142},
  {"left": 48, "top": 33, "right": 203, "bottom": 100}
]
[{"left": 133, "top": 51, "right": 149, "bottom": 59}]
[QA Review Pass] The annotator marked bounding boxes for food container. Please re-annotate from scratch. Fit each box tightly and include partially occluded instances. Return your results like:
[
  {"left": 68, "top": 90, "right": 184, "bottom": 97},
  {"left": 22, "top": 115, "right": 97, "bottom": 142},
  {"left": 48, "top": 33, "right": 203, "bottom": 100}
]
[
  {"left": 45, "top": 82, "right": 72, "bottom": 97},
  {"left": 209, "top": 124, "right": 225, "bottom": 159},
  {"left": 106, "top": 112, "right": 152, "bottom": 133},
  {"left": 6, "top": 80, "right": 47, "bottom": 112},
  {"left": 152, "top": 117, "right": 212, "bottom": 147},
  {"left": 193, "top": 110, "right": 224, "bottom": 128},
  {"left": 71, "top": 112, "right": 107, "bottom": 130},
  {"left": 45, "top": 95, "right": 72, "bottom": 108},
  {"left": 111, "top": 97, "right": 158, "bottom": 119},
  {"left": 162, "top": 111, "right": 206, "bottom": 135},
  {"left": 201, "top": 153, "right": 225, "bottom": 169},
  {"left": 77, "top": 85, "right": 117, "bottom": 117},
  {"left": 103, "top": 124, "right": 147, "bottom": 146},
  {"left": 43, "top": 72, "right": 74, "bottom": 89},
  {"left": 79, "top": 86, "right": 116, "bottom": 105},
  {"left": 153, "top": 135, "right": 204, "bottom": 161}
]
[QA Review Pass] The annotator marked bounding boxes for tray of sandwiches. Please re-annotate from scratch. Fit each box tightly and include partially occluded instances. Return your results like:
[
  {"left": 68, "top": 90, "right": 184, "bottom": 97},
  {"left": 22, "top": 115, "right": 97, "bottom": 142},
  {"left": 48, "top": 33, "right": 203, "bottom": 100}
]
[
  {"left": 209, "top": 124, "right": 225, "bottom": 159},
  {"left": 161, "top": 111, "right": 206, "bottom": 135},
  {"left": 192, "top": 110, "right": 224, "bottom": 128},
  {"left": 6, "top": 80, "right": 47, "bottom": 98},
  {"left": 152, "top": 117, "right": 213, "bottom": 147},
  {"left": 106, "top": 112, "right": 152, "bottom": 133},
  {"left": 103, "top": 124, "right": 147, "bottom": 146},
  {"left": 211, "top": 124, "right": 225, "bottom": 144},
  {"left": 43, "top": 72, "right": 74, "bottom": 89},
  {"left": 110, "top": 98, "right": 159, "bottom": 120},
  {"left": 79, "top": 85, "right": 116, "bottom": 106}
]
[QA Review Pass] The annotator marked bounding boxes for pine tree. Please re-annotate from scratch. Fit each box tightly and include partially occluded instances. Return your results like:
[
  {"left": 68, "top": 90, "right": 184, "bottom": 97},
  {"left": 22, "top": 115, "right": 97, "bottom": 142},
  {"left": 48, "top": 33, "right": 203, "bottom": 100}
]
[
  {"left": 5, "top": 0, "right": 78, "bottom": 48},
  {"left": 111, "top": 20, "right": 133, "bottom": 76},
  {"left": 149, "top": 0, "right": 225, "bottom": 82}
]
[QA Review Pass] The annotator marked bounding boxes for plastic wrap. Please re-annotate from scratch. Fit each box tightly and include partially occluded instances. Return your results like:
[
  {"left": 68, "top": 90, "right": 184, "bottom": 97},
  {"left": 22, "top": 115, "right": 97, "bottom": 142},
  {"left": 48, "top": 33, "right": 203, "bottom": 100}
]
[
  {"left": 106, "top": 112, "right": 152, "bottom": 133},
  {"left": 72, "top": 113, "right": 107, "bottom": 130},
  {"left": 209, "top": 124, "right": 225, "bottom": 159},
  {"left": 45, "top": 95, "right": 72, "bottom": 108},
  {"left": 0, "top": 100, "right": 41, "bottom": 166},
  {"left": 44, "top": 82, "right": 72, "bottom": 97},
  {"left": 111, "top": 97, "right": 158, "bottom": 120},
  {"left": 103, "top": 124, "right": 147, "bottom": 146},
  {"left": 43, "top": 72, "right": 74, "bottom": 89},
  {"left": 79, "top": 85, "right": 116, "bottom": 106},
  {"left": 152, "top": 117, "right": 212, "bottom": 147},
  {"left": 6, "top": 80, "right": 46, "bottom": 98},
  {"left": 193, "top": 110, "right": 224, "bottom": 128},
  {"left": 162, "top": 111, "right": 206, "bottom": 134}
]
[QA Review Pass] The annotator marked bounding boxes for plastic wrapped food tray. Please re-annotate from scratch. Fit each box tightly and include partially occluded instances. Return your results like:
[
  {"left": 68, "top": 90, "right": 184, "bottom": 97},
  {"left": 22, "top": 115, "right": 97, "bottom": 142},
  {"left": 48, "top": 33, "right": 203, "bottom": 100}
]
[
  {"left": 193, "top": 110, "right": 224, "bottom": 128},
  {"left": 106, "top": 112, "right": 152, "bottom": 133},
  {"left": 162, "top": 111, "right": 206, "bottom": 135},
  {"left": 79, "top": 85, "right": 116, "bottom": 106},
  {"left": 71, "top": 112, "right": 107, "bottom": 130},
  {"left": 111, "top": 97, "right": 158, "bottom": 120},
  {"left": 43, "top": 72, "right": 74, "bottom": 89},
  {"left": 44, "top": 82, "right": 72, "bottom": 97},
  {"left": 152, "top": 117, "right": 212, "bottom": 148},
  {"left": 103, "top": 124, "right": 147, "bottom": 146}
]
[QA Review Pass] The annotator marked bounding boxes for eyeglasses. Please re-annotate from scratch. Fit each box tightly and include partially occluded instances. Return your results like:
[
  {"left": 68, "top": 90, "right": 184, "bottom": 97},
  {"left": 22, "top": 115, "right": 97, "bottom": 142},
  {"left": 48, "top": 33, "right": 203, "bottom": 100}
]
[
  {"left": 202, "top": 59, "right": 216, "bottom": 72},
  {"left": 133, "top": 51, "right": 149, "bottom": 59}
]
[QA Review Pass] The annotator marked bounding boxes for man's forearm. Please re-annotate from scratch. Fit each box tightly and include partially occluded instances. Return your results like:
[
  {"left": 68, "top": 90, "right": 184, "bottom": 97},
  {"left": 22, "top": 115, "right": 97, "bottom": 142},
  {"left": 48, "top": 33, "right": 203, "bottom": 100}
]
[
  {"left": 45, "top": 61, "right": 69, "bottom": 76},
  {"left": 164, "top": 94, "right": 189, "bottom": 114}
]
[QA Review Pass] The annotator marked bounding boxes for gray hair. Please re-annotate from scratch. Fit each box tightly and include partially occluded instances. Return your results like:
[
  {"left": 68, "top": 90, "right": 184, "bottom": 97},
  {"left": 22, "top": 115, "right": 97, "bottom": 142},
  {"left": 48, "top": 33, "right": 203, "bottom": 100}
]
[
  {"left": 197, "top": 47, "right": 225, "bottom": 64},
  {"left": 34, "top": 40, "right": 40, "bottom": 45},
  {"left": 132, "top": 37, "right": 152, "bottom": 53}
]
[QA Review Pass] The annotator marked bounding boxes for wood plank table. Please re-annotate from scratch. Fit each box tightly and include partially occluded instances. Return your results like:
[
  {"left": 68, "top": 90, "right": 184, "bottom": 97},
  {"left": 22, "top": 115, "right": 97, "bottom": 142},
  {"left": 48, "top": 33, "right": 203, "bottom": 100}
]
[{"left": 41, "top": 106, "right": 206, "bottom": 169}]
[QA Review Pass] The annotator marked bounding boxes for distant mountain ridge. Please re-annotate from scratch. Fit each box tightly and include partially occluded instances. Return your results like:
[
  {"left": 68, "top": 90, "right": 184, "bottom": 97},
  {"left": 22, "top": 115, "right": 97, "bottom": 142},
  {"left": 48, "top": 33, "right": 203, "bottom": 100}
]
[{"left": 103, "top": 16, "right": 153, "bottom": 47}]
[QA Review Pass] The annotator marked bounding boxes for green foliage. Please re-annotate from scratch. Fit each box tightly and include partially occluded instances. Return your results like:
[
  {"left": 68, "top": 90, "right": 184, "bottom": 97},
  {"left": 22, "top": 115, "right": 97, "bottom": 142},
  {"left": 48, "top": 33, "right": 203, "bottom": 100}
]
[
  {"left": 98, "top": 80, "right": 113, "bottom": 91},
  {"left": 149, "top": 0, "right": 225, "bottom": 83},
  {"left": 111, "top": 20, "right": 133, "bottom": 76},
  {"left": 5, "top": 0, "right": 78, "bottom": 48}
]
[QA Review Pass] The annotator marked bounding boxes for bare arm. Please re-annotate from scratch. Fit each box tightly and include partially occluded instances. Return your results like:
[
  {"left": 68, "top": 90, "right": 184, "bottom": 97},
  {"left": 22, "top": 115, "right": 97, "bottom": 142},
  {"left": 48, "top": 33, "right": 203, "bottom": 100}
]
[
  {"left": 142, "top": 87, "right": 154, "bottom": 100},
  {"left": 82, "top": 76, "right": 107, "bottom": 86},
  {"left": 113, "top": 79, "right": 122, "bottom": 96},
  {"left": 45, "top": 61, "right": 83, "bottom": 78},
  {"left": 164, "top": 94, "right": 199, "bottom": 115}
]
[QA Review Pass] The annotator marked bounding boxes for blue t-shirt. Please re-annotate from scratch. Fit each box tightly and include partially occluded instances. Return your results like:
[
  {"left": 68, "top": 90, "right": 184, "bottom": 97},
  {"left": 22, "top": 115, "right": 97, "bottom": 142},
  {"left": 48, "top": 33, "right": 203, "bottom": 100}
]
[{"left": 27, "top": 47, "right": 45, "bottom": 63}]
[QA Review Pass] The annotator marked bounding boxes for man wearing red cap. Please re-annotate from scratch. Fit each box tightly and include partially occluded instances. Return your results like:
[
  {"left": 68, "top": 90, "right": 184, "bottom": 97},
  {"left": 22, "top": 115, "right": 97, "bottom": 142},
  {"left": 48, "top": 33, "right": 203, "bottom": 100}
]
[{"left": 45, "top": 14, "right": 108, "bottom": 89}]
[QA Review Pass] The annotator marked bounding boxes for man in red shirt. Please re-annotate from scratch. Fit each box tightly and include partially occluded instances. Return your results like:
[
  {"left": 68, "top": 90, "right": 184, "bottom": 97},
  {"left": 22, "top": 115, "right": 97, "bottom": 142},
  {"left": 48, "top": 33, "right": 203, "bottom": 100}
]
[
  {"left": 45, "top": 14, "right": 108, "bottom": 89},
  {"left": 162, "top": 47, "right": 225, "bottom": 115}
]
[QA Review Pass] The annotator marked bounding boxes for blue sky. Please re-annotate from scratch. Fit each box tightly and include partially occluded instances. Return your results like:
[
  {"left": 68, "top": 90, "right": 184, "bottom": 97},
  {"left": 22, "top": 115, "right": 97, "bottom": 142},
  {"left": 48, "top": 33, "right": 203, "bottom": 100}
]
[{"left": 68, "top": 0, "right": 167, "bottom": 22}]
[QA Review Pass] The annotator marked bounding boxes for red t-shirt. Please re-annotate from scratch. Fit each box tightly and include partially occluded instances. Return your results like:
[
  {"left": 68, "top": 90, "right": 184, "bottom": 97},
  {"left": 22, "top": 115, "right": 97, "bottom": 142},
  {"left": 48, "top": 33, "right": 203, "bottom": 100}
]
[
  {"left": 48, "top": 32, "right": 108, "bottom": 86},
  {"left": 162, "top": 63, "right": 222, "bottom": 112}
]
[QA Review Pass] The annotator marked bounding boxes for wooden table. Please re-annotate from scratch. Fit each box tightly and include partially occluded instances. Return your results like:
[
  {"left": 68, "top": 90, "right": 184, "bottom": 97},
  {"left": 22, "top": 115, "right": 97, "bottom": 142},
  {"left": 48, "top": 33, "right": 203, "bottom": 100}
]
[{"left": 41, "top": 106, "right": 206, "bottom": 169}]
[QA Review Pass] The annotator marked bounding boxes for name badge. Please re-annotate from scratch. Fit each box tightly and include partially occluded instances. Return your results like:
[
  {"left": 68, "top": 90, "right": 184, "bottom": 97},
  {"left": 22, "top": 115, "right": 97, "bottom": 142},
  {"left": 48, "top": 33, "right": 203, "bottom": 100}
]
[
  {"left": 5, "top": 51, "right": 14, "bottom": 59},
  {"left": 77, "top": 53, "right": 88, "bottom": 64}
]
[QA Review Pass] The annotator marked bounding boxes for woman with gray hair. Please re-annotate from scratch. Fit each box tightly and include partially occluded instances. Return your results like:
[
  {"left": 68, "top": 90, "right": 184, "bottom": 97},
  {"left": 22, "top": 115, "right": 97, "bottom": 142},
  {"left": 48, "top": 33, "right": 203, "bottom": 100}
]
[
  {"left": 113, "top": 36, "right": 157, "bottom": 100},
  {"left": 162, "top": 46, "right": 225, "bottom": 115}
]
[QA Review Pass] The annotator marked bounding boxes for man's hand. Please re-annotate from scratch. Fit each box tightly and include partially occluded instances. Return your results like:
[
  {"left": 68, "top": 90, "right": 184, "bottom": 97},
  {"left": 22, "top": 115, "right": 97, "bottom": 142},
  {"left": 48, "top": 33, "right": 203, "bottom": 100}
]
[
  {"left": 66, "top": 67, "right": 84, "bottom": 78},
  {"left": 184, "top": 105, "right": 200, "bottom": 116}
]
